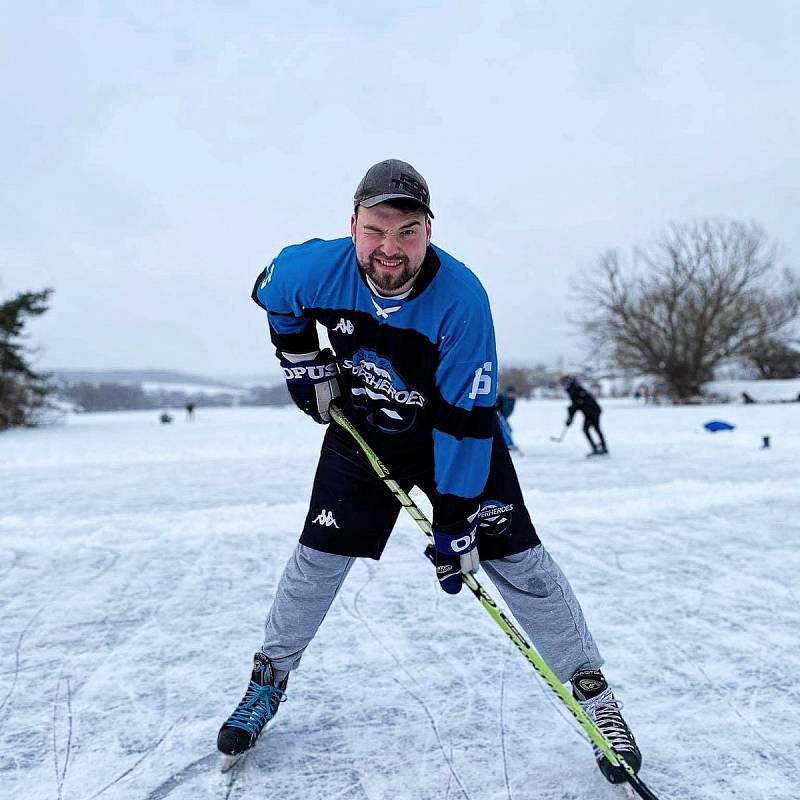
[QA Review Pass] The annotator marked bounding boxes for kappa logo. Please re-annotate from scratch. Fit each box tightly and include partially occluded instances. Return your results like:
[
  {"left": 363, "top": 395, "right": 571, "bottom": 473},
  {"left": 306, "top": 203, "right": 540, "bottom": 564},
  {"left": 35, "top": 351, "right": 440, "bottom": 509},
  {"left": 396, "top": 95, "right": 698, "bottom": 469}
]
[
  {"left": 312, "top": 509, "right": 340, "bottom": 528},
  {"left": 371, "top": 297, "right": 403, "bottom": 320},
  {"left": 333, "top": 318, "right": 355, "bottom": 334}
]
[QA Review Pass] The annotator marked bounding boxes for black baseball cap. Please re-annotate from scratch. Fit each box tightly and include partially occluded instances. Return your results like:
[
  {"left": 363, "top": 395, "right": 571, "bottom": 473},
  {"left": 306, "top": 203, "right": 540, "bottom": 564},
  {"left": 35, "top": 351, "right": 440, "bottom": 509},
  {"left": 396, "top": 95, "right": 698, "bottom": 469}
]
[{"left": 353, "top": 159, "right": 433, "bottom": 218}]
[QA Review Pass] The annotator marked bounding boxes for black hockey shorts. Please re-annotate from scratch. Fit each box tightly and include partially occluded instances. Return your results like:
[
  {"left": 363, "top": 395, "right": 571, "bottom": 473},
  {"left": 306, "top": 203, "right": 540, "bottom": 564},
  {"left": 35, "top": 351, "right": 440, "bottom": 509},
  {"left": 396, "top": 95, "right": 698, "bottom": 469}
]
[{"left": 299, "top": 425, "right": 540, "bottom": 560}]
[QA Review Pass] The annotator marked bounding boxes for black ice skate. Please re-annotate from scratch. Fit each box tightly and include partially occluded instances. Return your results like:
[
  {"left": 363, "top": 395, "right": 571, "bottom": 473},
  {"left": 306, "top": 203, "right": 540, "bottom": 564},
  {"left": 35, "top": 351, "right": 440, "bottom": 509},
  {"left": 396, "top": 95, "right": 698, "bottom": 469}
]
[
  {"left": 572, "top": 669, "right": 641, "bottom": 783},
  {"left": 217, "top": 652, "right": 288, "bottom": 771}
]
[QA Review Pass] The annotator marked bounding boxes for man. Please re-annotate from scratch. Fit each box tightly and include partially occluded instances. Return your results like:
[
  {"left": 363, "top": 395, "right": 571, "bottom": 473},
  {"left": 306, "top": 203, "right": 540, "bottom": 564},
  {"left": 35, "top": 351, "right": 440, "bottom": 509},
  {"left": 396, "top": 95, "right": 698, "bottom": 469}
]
[
  {"left": 561, "top": 375, "right": 608, "bottom": 456},
  {"left": 496, "top": 385, "right": 519, "bottom": 451},
  {"left": 497, "top": 385, "right": 518, "bottom": 421},
  {"left": 217, "top": 159, "right": 640, "bottom": 783}
]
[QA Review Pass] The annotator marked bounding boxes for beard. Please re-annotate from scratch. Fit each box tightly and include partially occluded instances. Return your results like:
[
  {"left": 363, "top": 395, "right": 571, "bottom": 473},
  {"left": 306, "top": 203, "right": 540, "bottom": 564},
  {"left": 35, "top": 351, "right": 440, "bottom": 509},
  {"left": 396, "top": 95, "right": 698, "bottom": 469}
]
[{"left": 358, "top": 252, "right": 420, "bottom": 294}]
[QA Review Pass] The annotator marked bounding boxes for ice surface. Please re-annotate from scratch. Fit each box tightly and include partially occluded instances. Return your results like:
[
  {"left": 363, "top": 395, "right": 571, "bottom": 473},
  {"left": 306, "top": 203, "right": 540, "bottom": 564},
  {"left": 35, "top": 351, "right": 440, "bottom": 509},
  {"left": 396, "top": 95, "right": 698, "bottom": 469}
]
[{"left": 1, "top": 399, "right": 799, "bottom": 799}]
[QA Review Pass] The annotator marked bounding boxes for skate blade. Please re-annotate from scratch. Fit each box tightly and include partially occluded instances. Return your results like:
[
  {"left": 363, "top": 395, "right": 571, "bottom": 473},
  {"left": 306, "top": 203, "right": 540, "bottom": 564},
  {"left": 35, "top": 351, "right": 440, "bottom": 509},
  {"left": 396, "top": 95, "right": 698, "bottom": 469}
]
[
  {"left": 219, "top": 715, "right": 277, "bottom": 772},
  {"left": 220, "top": 753, "right": 244, "bottom": 773}
]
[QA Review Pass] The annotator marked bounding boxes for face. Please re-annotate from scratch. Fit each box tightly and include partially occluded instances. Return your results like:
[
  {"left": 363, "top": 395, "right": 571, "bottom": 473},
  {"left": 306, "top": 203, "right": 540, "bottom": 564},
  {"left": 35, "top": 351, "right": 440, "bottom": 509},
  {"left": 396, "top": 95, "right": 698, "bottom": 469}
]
[{"left": 351, "top": 203, "right": 431, "bottom": 295}]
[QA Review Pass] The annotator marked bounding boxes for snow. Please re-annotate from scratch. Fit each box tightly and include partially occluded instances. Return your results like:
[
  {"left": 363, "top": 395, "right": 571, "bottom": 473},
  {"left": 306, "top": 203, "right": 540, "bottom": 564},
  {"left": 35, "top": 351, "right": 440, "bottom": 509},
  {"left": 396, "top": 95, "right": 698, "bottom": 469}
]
[
  {"left": 1, "top": 399, "right": 799, "bottom": 800},
  {"left": 705, "top": 378, "right": 800, "bottom": 403}
]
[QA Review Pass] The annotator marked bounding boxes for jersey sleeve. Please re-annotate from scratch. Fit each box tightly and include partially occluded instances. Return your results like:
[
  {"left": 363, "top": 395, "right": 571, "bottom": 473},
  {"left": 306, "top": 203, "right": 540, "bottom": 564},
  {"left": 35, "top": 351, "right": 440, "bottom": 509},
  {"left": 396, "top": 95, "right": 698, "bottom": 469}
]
[
  {"left": 432, "top": 289, "right": 498, "bottom": 526},
  {"left": 251, "top": 247, "right": 321, "bottom": 355}
]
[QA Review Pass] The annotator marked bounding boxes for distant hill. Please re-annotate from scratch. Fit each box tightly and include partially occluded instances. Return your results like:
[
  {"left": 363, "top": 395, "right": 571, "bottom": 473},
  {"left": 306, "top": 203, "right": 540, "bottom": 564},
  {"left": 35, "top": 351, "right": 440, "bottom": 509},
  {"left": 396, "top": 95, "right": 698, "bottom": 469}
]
[
  {"left": 52, "top": 369, "right": 247, "bottom": 389},
  {"left": 50, "top": 369, "right": 289, "bottom": 412}
]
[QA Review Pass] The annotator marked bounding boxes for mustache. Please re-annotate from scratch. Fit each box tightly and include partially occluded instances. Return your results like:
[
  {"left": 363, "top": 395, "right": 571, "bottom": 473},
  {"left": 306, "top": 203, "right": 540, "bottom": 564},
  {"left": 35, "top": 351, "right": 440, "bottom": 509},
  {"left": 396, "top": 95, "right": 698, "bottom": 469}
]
[{"left": 370, "top": 252, "right": 409, "bottom": 265}]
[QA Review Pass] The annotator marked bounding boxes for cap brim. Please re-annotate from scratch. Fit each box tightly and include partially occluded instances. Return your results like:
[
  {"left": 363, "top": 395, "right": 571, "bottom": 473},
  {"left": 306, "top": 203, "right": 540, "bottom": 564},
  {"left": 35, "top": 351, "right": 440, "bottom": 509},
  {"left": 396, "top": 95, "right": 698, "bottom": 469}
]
[{"left": 357, "top": 193, "right": 434, "bottom": 218}]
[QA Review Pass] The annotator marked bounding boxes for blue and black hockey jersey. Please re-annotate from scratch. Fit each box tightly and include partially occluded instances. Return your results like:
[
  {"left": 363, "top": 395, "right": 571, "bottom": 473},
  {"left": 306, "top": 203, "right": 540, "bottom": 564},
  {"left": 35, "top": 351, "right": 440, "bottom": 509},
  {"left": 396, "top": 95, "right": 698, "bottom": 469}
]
[{"left": 252, "top": 237, "right": 498, "bottom": 525}]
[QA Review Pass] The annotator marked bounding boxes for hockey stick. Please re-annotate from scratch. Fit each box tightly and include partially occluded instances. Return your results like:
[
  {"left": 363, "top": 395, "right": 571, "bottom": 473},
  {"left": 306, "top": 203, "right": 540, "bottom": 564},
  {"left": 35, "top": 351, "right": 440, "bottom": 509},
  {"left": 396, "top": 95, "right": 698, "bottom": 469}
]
[
  {"left": 330, "top": 403, "right": 663, "bottom": 800},
  {"left": 550, "top": 424, "right": 568, "bottom": 443}
]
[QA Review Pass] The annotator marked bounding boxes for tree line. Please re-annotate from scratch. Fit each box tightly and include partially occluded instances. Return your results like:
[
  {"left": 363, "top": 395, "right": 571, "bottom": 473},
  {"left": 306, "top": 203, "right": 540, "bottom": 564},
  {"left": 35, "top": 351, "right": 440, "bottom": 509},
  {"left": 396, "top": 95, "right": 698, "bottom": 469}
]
[
  {"left": 59, "top": 381, "right": 291, "bottom": 413},
  {"left": 3, "top": 217, "right": 800, "bottom": 429}
]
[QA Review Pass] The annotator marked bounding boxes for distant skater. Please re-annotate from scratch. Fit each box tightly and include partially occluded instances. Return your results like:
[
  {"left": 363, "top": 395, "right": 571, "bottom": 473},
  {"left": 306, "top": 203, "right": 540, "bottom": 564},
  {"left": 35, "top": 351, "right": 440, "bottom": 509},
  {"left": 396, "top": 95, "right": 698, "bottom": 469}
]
[
  {"left": 560, "top": 375, "right": 607, "bottom": 456},
  {"left": 496, "top": 385, "right": 519, "bottom": 451},
  {"left": 185, "top": 402, "right": 196, "bottom": 421}
]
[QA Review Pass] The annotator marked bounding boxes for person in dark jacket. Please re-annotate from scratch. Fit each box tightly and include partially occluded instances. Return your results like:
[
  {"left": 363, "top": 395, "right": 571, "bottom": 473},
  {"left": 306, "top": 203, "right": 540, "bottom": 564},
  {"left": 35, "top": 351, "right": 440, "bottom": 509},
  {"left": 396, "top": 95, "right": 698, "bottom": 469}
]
[
  {"left": 496, "top": 386, "right": 519, "bottom": 451},
  {"left": 497, "top": 385, "right": 518, "bottom": 421},
  {"left": 560, "top": 375, "right": 607, "bottom": 455}
]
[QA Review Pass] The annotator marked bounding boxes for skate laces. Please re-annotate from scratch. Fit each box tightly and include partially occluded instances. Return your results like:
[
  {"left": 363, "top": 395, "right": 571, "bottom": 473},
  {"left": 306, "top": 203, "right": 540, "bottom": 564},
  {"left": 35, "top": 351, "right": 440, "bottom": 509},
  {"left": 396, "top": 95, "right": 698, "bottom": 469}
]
[
  {"left": 225, "top": 679, "right": 287, "bottom": 735},
  {"left": 580, "top": 687, "right": 636, "bottom": 751}
]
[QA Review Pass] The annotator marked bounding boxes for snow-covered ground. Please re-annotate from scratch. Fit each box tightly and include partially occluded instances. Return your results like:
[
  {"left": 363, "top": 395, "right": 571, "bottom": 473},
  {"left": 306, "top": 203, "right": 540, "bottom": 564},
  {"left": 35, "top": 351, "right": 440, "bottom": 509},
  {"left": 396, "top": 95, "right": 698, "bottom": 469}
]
[
  {"left": 1, "top": 399, "right": 799, "bottom": 800},
  {"left": 705, "top": 378, "right": 800, "bottom": 403}
]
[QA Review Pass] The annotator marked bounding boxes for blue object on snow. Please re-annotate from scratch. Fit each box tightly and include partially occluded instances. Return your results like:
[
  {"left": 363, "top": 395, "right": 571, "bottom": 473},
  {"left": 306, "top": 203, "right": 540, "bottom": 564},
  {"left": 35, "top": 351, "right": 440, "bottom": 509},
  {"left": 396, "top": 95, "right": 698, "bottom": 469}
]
[{"left": 704, "top": 420, "right": 736, "bottom": 432}]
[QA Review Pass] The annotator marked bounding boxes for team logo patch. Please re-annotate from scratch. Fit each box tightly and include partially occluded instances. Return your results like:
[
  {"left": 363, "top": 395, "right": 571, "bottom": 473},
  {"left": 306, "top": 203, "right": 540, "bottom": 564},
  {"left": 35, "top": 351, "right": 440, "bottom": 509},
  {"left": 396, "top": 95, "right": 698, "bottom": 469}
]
[
  {"left": 477, "top": 499, "right": 514, "bottom": 537},
  {"left": 370, "top": 297, "right": 402, "bottom": 320},
  {"left": 342, "top": 349, "right": 426, "bottom": 433}
]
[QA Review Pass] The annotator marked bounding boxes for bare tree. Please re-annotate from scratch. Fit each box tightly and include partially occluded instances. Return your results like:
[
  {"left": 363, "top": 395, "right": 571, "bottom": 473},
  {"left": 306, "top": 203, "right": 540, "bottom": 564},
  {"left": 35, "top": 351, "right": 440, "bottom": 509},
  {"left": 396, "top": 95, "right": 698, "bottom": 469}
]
[
  {"left": 574, "top": 220, "right": 800, "bottom": 400},
  {"left": 741, "top": 337, "right": 800, "bottom": 379},
  {"left": 498, "top": 364, "right": 552, "bottom": 398}
]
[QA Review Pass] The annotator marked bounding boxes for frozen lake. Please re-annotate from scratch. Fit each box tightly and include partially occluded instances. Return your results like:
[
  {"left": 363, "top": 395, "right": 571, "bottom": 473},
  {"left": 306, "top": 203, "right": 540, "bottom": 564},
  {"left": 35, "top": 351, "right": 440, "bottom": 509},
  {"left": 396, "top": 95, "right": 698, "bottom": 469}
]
[{"left": 1, "top": 398, "right": 799, "bottom": 799}]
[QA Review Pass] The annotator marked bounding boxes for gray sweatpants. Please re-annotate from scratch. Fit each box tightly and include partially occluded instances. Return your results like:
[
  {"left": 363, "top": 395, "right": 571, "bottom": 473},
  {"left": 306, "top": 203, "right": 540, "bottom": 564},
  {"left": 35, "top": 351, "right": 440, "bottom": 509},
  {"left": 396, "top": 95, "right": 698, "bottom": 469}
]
[{"left": 262, "top": 543, "right": 602, "bottom": 684}]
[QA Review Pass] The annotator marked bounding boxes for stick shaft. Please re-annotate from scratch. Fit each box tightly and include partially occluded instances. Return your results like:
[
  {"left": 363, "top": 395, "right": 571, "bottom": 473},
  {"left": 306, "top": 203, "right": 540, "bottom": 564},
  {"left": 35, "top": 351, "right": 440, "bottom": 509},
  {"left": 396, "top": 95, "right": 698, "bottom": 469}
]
[{"left": 328, "top": 404, "right": 631, "bottom": 771}]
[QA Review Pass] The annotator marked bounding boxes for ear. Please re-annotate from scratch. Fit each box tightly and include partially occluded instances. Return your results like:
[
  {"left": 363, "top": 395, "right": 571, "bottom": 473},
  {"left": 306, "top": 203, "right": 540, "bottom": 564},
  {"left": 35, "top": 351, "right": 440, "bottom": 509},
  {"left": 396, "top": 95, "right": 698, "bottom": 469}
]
[
  {"left": 425, "top": 216, "right": 432, "bottom": 245},
  {"left": 350, "top": 213, "right": 357, "bottom": 242}
]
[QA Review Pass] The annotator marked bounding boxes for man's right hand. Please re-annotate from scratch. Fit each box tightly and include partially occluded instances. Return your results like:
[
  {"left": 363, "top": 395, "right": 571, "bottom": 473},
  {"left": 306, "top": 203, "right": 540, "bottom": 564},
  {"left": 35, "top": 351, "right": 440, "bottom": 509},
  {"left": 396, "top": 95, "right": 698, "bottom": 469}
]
[
  {"left": 280, "top": 348, "right": 342, "bottom": 424},
  {"left": 424, "top": 513, "right": 479, "bottom": 595}
]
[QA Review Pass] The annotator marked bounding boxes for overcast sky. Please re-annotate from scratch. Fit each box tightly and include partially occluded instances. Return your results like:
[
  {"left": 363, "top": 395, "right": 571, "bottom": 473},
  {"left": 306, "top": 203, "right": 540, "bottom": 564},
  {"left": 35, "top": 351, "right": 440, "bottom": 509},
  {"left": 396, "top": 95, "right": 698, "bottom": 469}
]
[{"left": 2, "top": 1, "right": 799, "bottom": 381}]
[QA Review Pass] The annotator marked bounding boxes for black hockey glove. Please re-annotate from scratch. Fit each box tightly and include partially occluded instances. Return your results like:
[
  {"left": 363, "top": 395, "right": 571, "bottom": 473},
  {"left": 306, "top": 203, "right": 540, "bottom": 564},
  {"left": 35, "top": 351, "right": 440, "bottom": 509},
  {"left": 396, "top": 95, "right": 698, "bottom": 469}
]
[
  {"left": 280, "top": 348, "right": 342, "bottom": 424},
  {"left": 424, "top": 512, "right": 479, "bottom": 595}
]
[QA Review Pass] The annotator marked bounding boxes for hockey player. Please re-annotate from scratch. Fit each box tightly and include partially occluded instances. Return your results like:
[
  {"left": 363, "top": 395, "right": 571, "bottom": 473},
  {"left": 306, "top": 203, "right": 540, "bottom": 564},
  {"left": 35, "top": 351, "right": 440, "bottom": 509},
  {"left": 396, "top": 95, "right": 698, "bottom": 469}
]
[
  {"left": 217, "top": 159, "right": 640, "bottom": 782},
  {"left": 497, "top": 385, "right": 518, "bottom": 421},
  {"left": 496, "top": 385, "right": 519, "bottom": 451},
  {"left": 561, "top": 375, "right": 608, "bottom": 455}
]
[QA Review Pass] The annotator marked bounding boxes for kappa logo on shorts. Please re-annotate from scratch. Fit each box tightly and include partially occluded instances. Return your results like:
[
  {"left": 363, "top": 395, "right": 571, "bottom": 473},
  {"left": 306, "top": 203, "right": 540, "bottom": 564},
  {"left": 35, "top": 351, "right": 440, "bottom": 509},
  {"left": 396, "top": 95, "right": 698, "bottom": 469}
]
[
  {"left": 312, "top": 509, "right": 340, "bottom": 528},
  {"left": 333, "top": 318, "right": 354, "bottom": 334}
]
